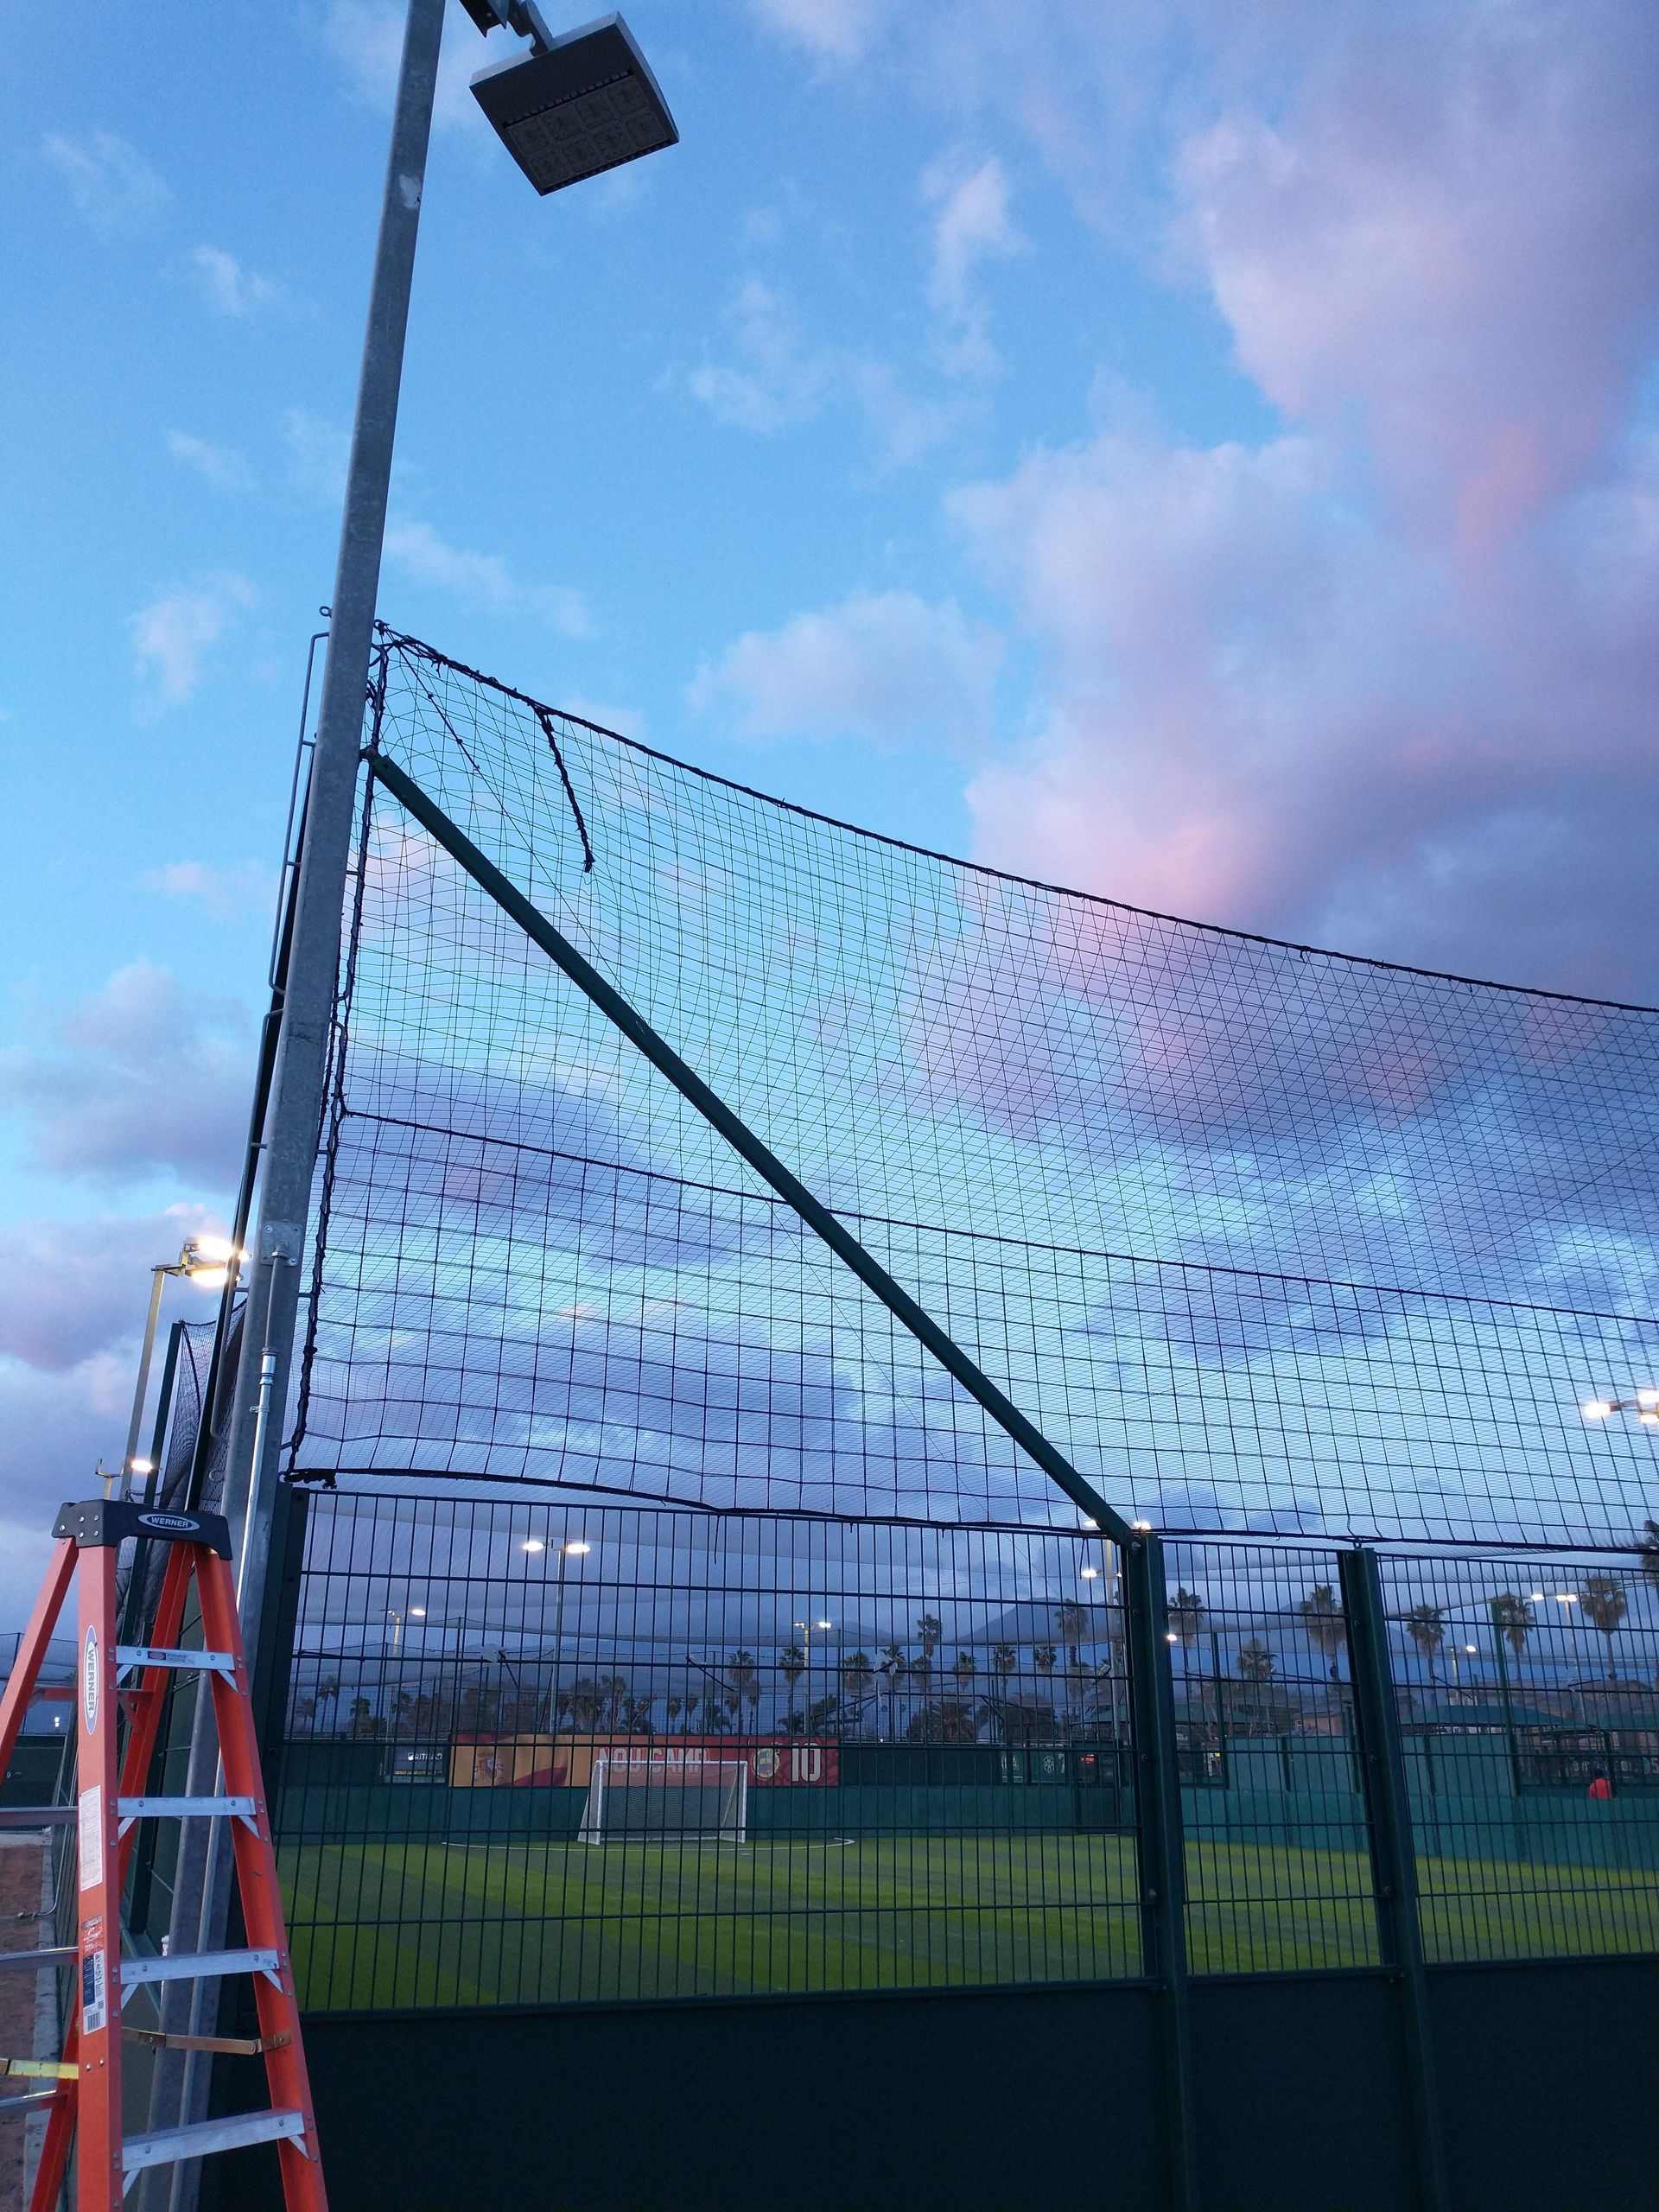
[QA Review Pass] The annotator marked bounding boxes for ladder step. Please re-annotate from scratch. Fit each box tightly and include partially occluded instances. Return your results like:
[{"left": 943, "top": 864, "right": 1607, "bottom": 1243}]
[
  {"left": 121, "top": 1948, "right": 282, "bottom": 1992},
  {"left": 123, "top": 2108, "right": 308, "bottom": 2178},
  {"left": 0, "top": 1946, "right": 75, "bottom": 1971},
  {"left": 117, "top": 1796, "right": 258, "bottom": 1830},
  {"left": 1, "top": 2088, "right": 63, "bottom": 2113},
  {"left": 0, "top": 1807, "right": 75, "bottom": 1828},
  {"left": 115, "top": 1645, "right": 236, "bottom": 1677},
  {"left": 2, "top": 2056, "right": 78, "bottom": 2080}
]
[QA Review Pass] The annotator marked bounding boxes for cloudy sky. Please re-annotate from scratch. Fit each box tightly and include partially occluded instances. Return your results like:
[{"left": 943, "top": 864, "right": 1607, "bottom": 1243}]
[{"left": 2, "top": 0, "right": 1656, "bottom": 1618}]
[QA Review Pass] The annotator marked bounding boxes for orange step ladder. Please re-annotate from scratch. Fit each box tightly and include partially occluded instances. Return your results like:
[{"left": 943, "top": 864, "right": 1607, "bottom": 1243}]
[{"left": 0, "top": 1499, "right": 326, "bottom": 2211}]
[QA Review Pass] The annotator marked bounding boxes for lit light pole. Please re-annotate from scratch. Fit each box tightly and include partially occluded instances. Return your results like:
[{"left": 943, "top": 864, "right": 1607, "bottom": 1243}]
[
  {"left": 105, "top": 1237, "right": 242, "bottom": 1500},
  {"left": 156, "top": 14, "right": 677, "bottom": 2190},
  {"left": 525, "top": 1536, "right": 591, "bottom": 1729},
  {"left": 793, "top": 1618, "right": 832, "bottom": 1736},
  {"left": 219, "top": 0, "right": 679, "bottom": 1699}
]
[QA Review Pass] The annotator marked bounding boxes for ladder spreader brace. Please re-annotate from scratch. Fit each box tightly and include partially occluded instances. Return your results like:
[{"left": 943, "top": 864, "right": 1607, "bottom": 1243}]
[{"left": 0, "top": 1498, "right": 327, "bottom": 2212}]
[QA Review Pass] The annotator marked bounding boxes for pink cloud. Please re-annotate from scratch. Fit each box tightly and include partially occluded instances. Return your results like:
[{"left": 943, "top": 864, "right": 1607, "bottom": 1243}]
[
  {"left": 1179, "top": 6, "right": 1659, "bottom": 563},
  {"left": 952, "top": 417, "right": 1659, "bottom": 995}
]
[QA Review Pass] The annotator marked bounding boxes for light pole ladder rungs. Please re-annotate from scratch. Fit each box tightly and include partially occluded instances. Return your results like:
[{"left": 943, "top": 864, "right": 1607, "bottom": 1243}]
[{"left": 0, "top": 1497, "right": 327, "bottom": 2212}]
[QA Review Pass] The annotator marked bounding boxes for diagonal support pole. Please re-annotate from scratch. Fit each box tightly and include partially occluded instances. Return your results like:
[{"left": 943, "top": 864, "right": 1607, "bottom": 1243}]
[{"left": 368, "top": 749, "right": 1135, "bottom": 1548}]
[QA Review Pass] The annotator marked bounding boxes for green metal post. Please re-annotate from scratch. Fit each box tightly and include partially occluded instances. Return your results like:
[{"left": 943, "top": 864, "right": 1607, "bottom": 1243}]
[
  {"left": 1125, "top": 1533, "right": 1198, "bottom": 2211},
  {"left": 1338, "top": 1548, "right": 1448, "bottom": 2212}
]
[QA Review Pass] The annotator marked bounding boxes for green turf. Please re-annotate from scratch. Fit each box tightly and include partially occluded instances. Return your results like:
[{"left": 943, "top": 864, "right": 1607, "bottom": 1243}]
[{"left": 279, "top": 1834, "right": 1659, "bottom": 2012}]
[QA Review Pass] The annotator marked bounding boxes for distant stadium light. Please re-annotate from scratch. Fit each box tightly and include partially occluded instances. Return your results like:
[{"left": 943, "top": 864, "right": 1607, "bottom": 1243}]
[
  {"left": 468, "top": 10, "right": 677, "bottom": 198},
  {"left": 1580, "top": 1392, "right": 1659, "bottom": 1433},
  {"left": 521, "top": 1538, "right": 546, "bottom": 1554}
]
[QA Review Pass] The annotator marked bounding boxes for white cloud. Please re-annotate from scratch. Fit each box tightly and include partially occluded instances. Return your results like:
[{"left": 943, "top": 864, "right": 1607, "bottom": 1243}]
[
  {"left": 283, "top": 408, "right": 352, "bottom": 504},
  {"left": 139, "top": 859, "right": 279, "bottom": 923},
  {"left": 747, "top": 0, "right": 899, "bottom": 67},
  {"left": 922, "top": 154, "right": 1024, "bottom": 374},
  {"left": 166, "top": 431, "right": 256, "bottom": 493},
  {"left": 0, "top": 1205, "right": 223, "bottom": 1375},
  {"left": 318, "top": 0, "right": 489, "bottom": 131},
  {"left": 383, "top": 519, "right": 593, "bottom": 636},
  {"left": 0, "top": 960, "right": 252, "bottom": 1188},
  {"left": 685, "top": 280, "right": 962, "bottom": 463},
  {"left": 690, "top": 588, "right": 1002, "bottom": 747},
  {"left": 191, "top": 245, "right": 280, "bottom": 317},
  {"left": 129, "top": 574, "right": 256, "bottom": 711},
  {"left": 40, "top": 130, "right": 171, "bottom": 234}
]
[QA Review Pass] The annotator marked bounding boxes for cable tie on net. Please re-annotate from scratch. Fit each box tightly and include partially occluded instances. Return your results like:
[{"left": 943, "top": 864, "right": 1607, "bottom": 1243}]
[{"left": 534, "top": 703, "right": 596, "bottom": 873}]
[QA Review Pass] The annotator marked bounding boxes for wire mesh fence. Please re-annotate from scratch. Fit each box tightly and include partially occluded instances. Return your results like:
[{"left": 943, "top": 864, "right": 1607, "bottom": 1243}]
[{"left": 269, "top": 1491, "right": 1659, "bottom": 2013}]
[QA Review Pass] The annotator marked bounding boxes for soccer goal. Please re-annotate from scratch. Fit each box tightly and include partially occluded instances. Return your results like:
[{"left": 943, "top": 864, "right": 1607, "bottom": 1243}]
[{"left": 577, "top": 1755, "right": 748, "bottom": 1844}]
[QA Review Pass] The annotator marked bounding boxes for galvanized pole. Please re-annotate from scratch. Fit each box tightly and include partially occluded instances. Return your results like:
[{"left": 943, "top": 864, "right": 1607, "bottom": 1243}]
[{"left": 148, "top": 6, "right": 448, "bottom": 2200}]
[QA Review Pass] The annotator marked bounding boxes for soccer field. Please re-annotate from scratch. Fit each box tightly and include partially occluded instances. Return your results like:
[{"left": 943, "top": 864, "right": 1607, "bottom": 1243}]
[{"left": 280, "top": 1833, "right": 1659, "bottom": 2012}]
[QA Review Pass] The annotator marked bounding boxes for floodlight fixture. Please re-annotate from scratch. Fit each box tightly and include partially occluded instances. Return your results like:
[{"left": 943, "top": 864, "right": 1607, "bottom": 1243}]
[
  {"left": 561, "top": 1539, "right": 592, "bottom": 1556},
  {"left": 469, "top": 11, "right": 677, "bottom": 199},
  {"left": 522, "top": 1538, "right": 546, "bottom": 1554},
  {"left": 1080, "top": 1567, "right": 1100, "bottom": 1580},
  {"left": 1580, "top": 1391, "right": 1659, "bottom": 1433}
]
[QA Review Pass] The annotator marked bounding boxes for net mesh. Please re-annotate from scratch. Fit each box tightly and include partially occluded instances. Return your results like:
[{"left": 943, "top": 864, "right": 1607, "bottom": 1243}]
[{"left": 286, "top": 629, "right": 1659, "bottom": 1545}]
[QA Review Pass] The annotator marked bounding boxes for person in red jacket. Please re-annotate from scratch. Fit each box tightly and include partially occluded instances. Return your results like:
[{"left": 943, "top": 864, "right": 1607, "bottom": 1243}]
[{"left": 1587, "top": 1769, "right": 1613, "bottom": 1801}]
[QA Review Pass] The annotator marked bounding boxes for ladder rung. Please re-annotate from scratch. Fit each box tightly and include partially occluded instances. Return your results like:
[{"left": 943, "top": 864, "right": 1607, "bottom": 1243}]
[
  {"left": 0, "top": 1946, "right": 75, "bottom": 1971},
  {"left": 2, "top": 2056, "right": 77, "bottom": 2080},
  {"left": 117, "top": 1796, "right": 258, "bottom": 1832},
  {"left": 123, "top": 2108, "right": 308, "bottom": 2177},
  {"left": 115, "top": 1645, "right": 236, "bottom": 1677},
  {"left": 1, "top": 2088, "right": 64, "bottom": 2113},
  {"left": 120, "top": 1948, "right": 282, "bottom": 1992},
  {"left": 0, "top": 1807, "right": 75, "bottom": 1828},
  {"left": 126, "top": 2026, "right": 291, "bottom": 2058}
]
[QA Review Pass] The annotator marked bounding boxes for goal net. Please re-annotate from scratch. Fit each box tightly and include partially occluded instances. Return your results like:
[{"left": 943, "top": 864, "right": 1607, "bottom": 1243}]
[{"left": 578, "top": 1755, "right": 748, "bottom": 1845}]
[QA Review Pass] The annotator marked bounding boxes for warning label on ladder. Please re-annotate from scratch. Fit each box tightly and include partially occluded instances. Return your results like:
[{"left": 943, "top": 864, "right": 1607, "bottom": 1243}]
[{"left": 79, "top": 1783, "right": 104, "bottom": 1890}]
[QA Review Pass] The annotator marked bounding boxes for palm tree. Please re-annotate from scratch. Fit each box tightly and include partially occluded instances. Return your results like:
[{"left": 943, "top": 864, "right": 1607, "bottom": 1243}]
[
  {"left": 727, "top": 1652, "right": 760, "bottom": 1731},
  {"left": 1235, "top": 1639, "right": 1275, "bottom": 1685},
  {"left": 601, "top": 1675, "right": 629, "bottom": 1730},
  {"left": 989, "top": 1642, "right": 1017, "bottom": 1740},
  {"left": 1032, "top": 1643, "right": 1058, "bottom": 1728},
  {"left": 681, "top": 1692, "right": 700, "bottom": 1734},
  {"left": 1298, "top": 1585, "right": 1345, "bottom": 1683},
  {"left": 664, "top": 1695, "right": 683, "bottom": 1733},
  {"left": 1579, "top": 1574, "right": 1629, "bottom": 1680},
  {"left": 1056, "top": 1602, "right": 1088, "bottom": 1728},
  {"left": 878, "top": 1643, "right": 906, "bottom": 1739},
  {"left": 314, "top": 1675, "right": 340, "bottom": 1735},
  {"left": 841, "top": 1650, "right": 874, "bottom": 1735},
  {"left": 779, "top": 1643, "right": 805, "bottom": 1730},
  {"left": 1637, "top": 1521, "right": 1659, "bottom": 1602},
  {"left": 1168, "top": 1589, "right": 1205, "bottom": 1656},
  {"left": 1490, "top": 1592, "right": 1533, "bottom": 1665},
  {"left": 916, "top": 1613, "right": 943, "bottom": 1669},
  {"left": 1403, "top": 1603, "right": 1446, "bottom": 1685}
]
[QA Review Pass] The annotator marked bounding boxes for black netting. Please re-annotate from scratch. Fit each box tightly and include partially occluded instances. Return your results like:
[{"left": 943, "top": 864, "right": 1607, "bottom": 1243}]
[{"left": 285, "top": 630, "right": 1659, "bottom": 1543}]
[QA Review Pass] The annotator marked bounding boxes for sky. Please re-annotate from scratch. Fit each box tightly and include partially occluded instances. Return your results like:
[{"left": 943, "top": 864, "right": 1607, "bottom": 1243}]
[{"left": 2, "top": 0, "right": 1656, "bottom": 1620}]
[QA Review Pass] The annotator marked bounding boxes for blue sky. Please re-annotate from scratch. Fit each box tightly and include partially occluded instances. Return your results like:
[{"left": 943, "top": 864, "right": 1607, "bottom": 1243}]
[{"left": 2, "top": 1, "right": 1656, "bottom": 1615}]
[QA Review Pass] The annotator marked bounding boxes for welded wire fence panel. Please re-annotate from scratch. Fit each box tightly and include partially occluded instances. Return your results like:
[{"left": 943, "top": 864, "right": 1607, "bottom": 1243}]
[
  {"left": 285, "top": 630, "right": 1659, "bottom": 1548},
  {"left": 1166, "top": 1541, "right": 1378, "bottom": 1973},
  {"left": 1379, "top": 1551, "right": 1659, "bottom": 1964},
  {"left": 276, "top": 1491, "right": 1143, "bottom": 2009}
]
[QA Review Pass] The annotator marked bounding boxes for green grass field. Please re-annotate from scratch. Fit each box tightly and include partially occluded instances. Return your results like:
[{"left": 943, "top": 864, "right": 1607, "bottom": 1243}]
[{"left": 280, "top": 1833, "right": 1659, "bottom": 2012}]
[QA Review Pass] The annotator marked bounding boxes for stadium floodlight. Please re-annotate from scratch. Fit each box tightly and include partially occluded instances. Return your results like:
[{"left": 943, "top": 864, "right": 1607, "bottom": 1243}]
[
  {"left": 466, "top": 10, "right": 678, "bottom": 198},
  {"left": 1580, "top": 1391, "right": 1659, "bottom": 1431},
  {"left": 522, "top": 1538, "right": 546, "bottom": 1554},
  {"left": 562, "top": 1540, "right": 592, "bottom": 1557},
  {"left": 1080, "top": 1566, "right": 1100, "bottom": 1580}
]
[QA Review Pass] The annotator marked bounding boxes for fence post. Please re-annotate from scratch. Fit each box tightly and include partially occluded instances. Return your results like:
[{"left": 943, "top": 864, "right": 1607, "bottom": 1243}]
[
  {"left": 1338, "top": 1548, "right": 1448, "bottom": 2212},
  {"left": 1125, "top": 1532, "right": 1198, "bottom": 2212}
]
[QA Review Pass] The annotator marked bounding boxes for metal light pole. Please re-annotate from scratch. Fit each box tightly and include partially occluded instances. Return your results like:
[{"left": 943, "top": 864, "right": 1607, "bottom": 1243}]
[
  {"left": 105, "top": 1238, "right": 237, "bottom": 1499},
  {"left": 151, "top": 10, "right": 677, "bottom": 2196}
]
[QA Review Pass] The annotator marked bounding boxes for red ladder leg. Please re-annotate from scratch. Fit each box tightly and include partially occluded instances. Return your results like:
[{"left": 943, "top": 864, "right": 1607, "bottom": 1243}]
[
  {"left": 0, "top": 1540, "right": 75, "bottom": 1768},
  {"left": 73, "top": 1541, "right": 124, "bottom": 2212},
  {"left": 195, "top": 1549, "right": 327, "bottom": 2212}
]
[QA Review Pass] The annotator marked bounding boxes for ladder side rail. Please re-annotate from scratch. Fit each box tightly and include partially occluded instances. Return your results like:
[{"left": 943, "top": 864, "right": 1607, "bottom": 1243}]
[
  {"left": 194, "top": 1551, "right": 327, "bottom": 2212},
  {"left": 0, "top": 1541, "right": 77, "bottom": 1769},
  {"left": 75, "top": 1538, "right": 125, "bottom": 2212},
  {"left": 34, "top": 1544, "right": 199, "bottom": 2209}
]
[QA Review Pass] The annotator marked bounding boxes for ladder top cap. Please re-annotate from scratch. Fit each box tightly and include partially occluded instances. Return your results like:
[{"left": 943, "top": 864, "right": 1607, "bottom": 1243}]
[{"left": 53, "top": 1498, "right": 232, "bottom": 1558}]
